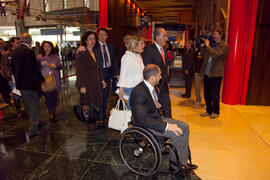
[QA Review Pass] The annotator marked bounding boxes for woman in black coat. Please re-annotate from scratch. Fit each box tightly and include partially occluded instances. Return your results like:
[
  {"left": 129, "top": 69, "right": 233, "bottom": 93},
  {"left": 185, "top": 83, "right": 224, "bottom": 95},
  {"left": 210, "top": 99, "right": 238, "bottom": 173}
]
[{"left": 75, "top": 31, "right": 106, "bottom": 129}]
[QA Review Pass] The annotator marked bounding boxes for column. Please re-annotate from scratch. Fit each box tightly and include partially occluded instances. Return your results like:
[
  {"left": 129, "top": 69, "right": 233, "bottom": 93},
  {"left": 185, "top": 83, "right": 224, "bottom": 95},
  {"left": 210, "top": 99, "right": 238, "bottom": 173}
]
[
  {"left": 99, "top": 0, "right": 108, "bottom": 28},
  {"left": 222, "top": 0, "right": 259, "bottom": 105}
]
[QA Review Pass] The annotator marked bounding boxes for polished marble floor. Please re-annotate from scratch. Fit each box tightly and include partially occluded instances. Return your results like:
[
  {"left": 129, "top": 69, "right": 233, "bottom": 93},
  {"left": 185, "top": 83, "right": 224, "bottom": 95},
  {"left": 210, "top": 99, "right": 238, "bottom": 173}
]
[{"left": 0, "top": 76, "right": 269, "bottom": 180}]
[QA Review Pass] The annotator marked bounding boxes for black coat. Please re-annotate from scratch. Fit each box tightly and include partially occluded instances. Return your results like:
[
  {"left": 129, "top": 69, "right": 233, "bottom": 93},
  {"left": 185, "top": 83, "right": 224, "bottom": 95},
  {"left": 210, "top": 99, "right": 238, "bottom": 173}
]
[
  {"left": 130, "top": 81, "right": 167, "bottom": 133},
  {"left": 12, "top": 44, "right": 44, "bottom": 91},
  {"left": 142, "top": 43, "right": 169, "bottom": 92},
  {"left": 182, "top": 48, "right": 195, "bottom": 73}
]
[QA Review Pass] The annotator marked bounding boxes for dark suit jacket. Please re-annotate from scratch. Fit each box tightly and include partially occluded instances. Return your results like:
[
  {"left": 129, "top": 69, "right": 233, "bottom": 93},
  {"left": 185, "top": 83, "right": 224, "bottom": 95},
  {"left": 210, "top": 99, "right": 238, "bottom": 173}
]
[
  {"left": 182, "top": 48, "right": 195, "bottom": 73},
  {"left": 117, "top": 45, "right": 127, "bottom": 69},
  {"left": 95, "top": 43, "right": 119, "bottom": 79},
  {"left": 75, "top": 49, "right": 103, "bottom": 90},
  {"left": 142, "top": 43, "right": 168, "bottom": 79},
  {"left": 130, "top": 81, "right": 167, "bottom": 133},
  {"left": 12, "top": 44, "right": 44, "bottom": 91}
]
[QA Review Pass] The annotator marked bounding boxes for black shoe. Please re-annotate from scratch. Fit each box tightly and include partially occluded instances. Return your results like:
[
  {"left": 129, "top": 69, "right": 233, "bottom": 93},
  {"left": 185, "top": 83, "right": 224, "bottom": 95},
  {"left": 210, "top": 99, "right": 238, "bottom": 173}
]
[
  {"left": 169, "top": 164, "right": 193, "bottom": 176},
  {"left": 96, "top": 120, "right": 106, "bottom": 129},
  {"left": 181, "top": 94, "right": 191, "bottom": 98},
  {"left": 188, "top": 163, "right": 198, "bottom": 170},
  {"left": 27, "top": 130, "right": 41, "bottom": 138},
  {"left": 87, "top": 123, "right": 97, "bottom": 130}
]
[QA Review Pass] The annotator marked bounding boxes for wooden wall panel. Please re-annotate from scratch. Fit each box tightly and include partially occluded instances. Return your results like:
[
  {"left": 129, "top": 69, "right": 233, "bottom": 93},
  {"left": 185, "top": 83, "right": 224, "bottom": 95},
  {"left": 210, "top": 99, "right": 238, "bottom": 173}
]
[
  {"left": 246, "top": 0, "right": 270, "bottom": 105},
  {"left": 107, "top": 0, "right": 137, "bottom": 62}
]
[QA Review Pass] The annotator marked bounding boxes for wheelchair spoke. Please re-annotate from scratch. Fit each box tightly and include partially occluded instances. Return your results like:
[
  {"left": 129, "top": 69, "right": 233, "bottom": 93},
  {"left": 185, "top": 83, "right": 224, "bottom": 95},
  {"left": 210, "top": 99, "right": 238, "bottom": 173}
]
[{"left": 119, "top": 127, "right": 162, "bottom": 176}]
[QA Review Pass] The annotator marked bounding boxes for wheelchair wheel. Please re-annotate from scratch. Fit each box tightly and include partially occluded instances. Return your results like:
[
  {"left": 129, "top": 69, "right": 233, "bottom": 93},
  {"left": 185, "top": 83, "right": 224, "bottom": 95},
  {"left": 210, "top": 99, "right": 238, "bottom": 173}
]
[{"left": 119, "top": 126, "right": 162, "bottom": 176}]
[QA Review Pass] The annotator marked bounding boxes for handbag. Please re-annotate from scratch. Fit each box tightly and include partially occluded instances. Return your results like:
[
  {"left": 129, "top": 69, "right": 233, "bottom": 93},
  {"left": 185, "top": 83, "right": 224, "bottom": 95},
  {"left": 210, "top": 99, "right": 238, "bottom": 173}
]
[
  {"left": 73, "top": 103, "right": 99, "bottom": 123},
  {"left": 41, "top": 71, "right": 56, "bottom": 92},
  {"left": 108, "top": 99, "right": 131, "bottom": 133},
  {"left": 73, "top": 93, "right": 99, "bottom": 123}
]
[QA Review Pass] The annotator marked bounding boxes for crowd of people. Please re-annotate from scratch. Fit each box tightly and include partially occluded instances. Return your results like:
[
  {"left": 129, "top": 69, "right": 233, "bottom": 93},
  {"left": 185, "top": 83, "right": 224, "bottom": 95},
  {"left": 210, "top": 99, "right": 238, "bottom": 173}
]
[{"left": 0, "top": 27, "right": 228, "bottom": 176}]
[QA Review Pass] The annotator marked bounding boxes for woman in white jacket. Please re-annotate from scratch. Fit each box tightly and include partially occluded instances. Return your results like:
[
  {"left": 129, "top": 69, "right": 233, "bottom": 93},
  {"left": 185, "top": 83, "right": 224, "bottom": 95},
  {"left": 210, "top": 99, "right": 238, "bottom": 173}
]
[{"left": 117, "top": 36, "right": 145, "bottom": 109}]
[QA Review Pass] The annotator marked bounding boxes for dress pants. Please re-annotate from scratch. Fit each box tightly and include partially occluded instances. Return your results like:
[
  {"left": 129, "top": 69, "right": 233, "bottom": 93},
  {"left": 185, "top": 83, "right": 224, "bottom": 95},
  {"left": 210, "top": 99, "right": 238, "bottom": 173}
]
[
  {"left": 99, "top": 67, "right": 113, "bottom": 120},
  {"left": 40, "top": 89, "right": 58, "bottom": 111},
  {"left": 21, "top": 90, "right": 40, "bottom": 133},
  {"left": 149, "top": 117, "right": 189, "bottom": 167},
  {"left": 194, "top": 73, "right": 202, "bottom": 103},
  {"left": 158, "top": 78, "right": 172, "bottom": 118},
  {"left": 184, "top": 72, "right": 193, "bottom": 96},
  {"left": 203, "top": 75, "right": 222, "bottom": 114}
]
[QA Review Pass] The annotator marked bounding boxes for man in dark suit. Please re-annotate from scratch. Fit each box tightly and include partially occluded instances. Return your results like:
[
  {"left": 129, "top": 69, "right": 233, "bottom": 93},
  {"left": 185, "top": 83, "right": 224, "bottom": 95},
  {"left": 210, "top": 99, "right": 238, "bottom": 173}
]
[
  {"left": 95, "top": 28, "right": 119, "bottom": 122},
  {"left": 142, "top": 27, "right": 171, "bottom": 118},
  {"left": 130, "top": 64, "right": 197, "bottom": 176},
  {"left": 12, "top": 33, "right": 44, "bottom": 137},
  {"left": 182, "top": 40, "right": 195, "bottom": 98}
]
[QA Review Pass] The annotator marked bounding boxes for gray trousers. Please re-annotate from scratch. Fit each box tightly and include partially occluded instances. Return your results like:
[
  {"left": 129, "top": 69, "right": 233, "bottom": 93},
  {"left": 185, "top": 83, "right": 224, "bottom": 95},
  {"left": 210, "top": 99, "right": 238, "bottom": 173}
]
[
  {"left": 21, "top": 90, "right": 40, "bottom": 132},
  {"left": 149, "top": 117, "right": 189, "bottom": 166},
  {"left": 195, "top": 72, "right": 202, "bottom": 103}
]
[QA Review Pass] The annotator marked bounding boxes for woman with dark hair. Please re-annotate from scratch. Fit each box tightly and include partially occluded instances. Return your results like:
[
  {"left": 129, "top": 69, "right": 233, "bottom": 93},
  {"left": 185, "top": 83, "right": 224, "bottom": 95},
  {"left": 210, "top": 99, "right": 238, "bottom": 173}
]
[
  {"left": 75, "top": 31, "right": 106, "bottom": 130},
  {"left": 37, "top": 41, "right": 61, "bottom": 122}
]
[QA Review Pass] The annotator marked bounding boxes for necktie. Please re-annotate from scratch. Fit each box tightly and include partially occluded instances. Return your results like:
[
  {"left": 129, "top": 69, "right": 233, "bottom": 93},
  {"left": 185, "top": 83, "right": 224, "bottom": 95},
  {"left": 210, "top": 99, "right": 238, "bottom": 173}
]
[
  {"left": 160, "top": 47, "right": 165, "bottom": 64},
  {"left": 152, "top": 89, "right": 158, "bottom": 107},
  {"left": 102, "top": 44, "right": 109, "bottom": 67}
]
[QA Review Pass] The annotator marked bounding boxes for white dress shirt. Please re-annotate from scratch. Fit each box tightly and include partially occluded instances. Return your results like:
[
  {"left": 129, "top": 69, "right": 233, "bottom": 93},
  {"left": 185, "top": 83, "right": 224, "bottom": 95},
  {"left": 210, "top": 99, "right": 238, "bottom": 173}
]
[
  {"left": 117, "top": 51, "right": 144, "bottom": 88},
  {"left": 143, "top": 80, "right": 168, "bottom": 131},
  {"left": 99, "top": 41, "right": 111, "bottom": 68},
  {"left": 154, "top": 42, "right": 164, "bottom": 56}
]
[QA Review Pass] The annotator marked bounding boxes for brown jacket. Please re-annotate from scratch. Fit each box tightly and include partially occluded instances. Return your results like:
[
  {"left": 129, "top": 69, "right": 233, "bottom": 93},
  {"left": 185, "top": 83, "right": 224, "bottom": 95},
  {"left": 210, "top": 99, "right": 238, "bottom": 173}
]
[
  {"left": 200, "top": 41, "right": 229, "bottom": 77},
  {"left": 75, "top": 49, "right": 104, "bottom": 90}
]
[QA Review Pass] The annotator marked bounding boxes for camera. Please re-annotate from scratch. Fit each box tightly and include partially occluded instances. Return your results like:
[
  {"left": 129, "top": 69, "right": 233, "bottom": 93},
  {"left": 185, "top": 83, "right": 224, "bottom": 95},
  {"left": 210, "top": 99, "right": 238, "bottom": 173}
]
[{"left": 195, "top": 34, "right": 214, "bottom": 49}]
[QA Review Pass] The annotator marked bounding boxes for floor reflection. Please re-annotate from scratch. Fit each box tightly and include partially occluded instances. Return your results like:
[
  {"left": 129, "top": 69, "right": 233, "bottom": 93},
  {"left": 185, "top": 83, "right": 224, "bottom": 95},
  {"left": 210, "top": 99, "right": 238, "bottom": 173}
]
[{"left": 0, "top": 76, "right": 201, "bottom": 180}]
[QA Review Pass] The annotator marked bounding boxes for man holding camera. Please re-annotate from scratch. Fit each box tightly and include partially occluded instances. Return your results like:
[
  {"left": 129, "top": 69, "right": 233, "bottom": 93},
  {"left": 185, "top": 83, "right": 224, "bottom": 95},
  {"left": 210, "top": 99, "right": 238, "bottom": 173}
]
[{"left": 200, "top": 29, "right": 229, "bottom": 119}]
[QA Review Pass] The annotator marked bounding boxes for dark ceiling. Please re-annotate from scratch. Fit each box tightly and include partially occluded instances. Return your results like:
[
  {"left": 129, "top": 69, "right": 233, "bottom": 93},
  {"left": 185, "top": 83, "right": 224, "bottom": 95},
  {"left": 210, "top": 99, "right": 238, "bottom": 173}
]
[{"left": 134, "top": 0, "right": 195, "bottom": 24}]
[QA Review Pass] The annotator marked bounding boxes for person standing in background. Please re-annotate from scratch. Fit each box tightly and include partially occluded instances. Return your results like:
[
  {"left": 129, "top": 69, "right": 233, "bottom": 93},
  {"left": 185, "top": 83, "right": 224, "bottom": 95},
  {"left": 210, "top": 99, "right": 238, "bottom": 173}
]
[
  {"left": 95, "top": 28, "right": 119, "bottom": 124},
  {"left": 32, "top": 41, "right": 41, "bottom": 58},
  {"left": 181, "top": 40, "right": 194, "bottom": 98},
  {"left": 194, "top": 45, "right": 204, "bottom": 105},
  {"left": 200, "top": 29, "right": 229, "bottom": 119},
  {"left": 1, "top": 37, "right": 22, "bottom": 118},
  {"left": 118, "top": 34, "right": 132, "bottom": 69},
  {"left": 12, "top": 33, "right": 45, "bottom": 137},
  {"left": 37, "top": 41, "right": 62, "bottom": 122},
  {"left": 142, "top": 27, "right": 172, "bottom": 118}
]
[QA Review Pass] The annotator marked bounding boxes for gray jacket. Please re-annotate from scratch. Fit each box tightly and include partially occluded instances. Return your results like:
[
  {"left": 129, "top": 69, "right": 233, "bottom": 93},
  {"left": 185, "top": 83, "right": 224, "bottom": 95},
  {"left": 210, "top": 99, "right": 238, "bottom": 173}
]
[{"left": 200, "top": 41, "right": 229, "bottom": 77}]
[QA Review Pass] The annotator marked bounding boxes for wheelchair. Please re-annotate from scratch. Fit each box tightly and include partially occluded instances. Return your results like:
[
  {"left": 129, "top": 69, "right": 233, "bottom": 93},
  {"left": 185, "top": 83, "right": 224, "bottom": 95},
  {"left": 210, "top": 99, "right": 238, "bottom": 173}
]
[{"left": 119, "top": 125, "right": 192, "bottom": 176}]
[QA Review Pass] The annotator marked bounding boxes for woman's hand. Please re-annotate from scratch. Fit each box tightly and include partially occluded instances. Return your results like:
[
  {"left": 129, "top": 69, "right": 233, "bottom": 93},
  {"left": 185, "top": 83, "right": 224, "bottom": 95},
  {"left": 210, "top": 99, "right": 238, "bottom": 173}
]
[
  {"left": 80, "top": 87, "right": 87, "bottom": 94},
  {"left": 101, "top": 80, "right": 106, "bottom": 89},
  {"left": 48, "top": 63, "right": 56, "bottom": 68},
  {"left": 40, "top": 61, "right": 48, "bottom": 65},
  {"left": 118, "top": 87, "right": 125, "bottom": 99}
]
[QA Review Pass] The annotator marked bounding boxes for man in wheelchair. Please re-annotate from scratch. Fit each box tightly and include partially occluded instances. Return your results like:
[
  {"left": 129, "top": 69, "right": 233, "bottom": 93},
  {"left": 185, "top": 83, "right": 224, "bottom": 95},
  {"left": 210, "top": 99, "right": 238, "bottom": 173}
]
[{"left": 129, "top": 64, "right": 198, "bottom": 176}]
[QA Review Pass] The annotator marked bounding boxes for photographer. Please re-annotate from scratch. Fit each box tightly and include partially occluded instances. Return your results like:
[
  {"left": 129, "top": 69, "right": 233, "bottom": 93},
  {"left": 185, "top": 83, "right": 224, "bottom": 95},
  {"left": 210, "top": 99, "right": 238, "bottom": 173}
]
[{"left": 199, "top": 29, "right": 229, "bottom": 119}]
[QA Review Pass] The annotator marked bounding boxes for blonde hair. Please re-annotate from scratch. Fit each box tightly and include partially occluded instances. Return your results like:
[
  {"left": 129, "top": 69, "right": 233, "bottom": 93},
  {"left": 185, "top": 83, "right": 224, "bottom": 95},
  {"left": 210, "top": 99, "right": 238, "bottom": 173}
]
[{"left": 127, "top": 35, "right": 145, "bottom": 53}]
